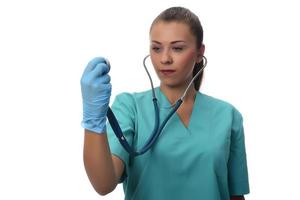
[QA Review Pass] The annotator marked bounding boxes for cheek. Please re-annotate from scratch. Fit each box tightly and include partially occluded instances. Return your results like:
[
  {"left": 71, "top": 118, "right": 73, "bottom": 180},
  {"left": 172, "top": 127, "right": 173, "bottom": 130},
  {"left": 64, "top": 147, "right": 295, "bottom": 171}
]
[
  {"left": 178, "top": 51, "right": 197, "bottom": 69},
  {"left": 150, "top": 54, "right": 159, "bottom": 69}
]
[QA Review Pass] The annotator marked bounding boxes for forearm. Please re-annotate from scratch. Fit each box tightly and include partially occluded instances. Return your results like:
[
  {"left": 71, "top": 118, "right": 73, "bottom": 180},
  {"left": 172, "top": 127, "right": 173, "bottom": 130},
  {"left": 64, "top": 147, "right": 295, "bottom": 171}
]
[{"left": 83, "top": 130, "right": 117, "bottom": 195}]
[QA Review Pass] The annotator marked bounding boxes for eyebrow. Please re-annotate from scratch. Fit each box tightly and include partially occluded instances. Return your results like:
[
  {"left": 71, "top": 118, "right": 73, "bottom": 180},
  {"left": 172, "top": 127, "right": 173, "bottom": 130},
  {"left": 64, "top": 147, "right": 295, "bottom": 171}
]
[{"left": 151, "top": 40, "right": 186, "bottom": 44}]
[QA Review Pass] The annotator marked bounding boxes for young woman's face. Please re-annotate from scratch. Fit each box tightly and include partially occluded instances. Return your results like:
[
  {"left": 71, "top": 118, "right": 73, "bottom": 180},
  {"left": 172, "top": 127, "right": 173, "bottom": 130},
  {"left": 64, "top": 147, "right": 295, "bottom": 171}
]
[{"left": 149, "top": 21, "right": 204, "bottom": 88}]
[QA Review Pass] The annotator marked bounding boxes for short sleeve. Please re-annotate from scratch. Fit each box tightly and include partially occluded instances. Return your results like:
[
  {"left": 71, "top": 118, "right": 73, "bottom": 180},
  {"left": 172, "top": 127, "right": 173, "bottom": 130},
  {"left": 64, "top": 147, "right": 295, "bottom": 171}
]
[
  {"left": 228, "top": 108, "right": 250, "bottom": 195},
  {"left": 106, "top": 92, "right": 136, "bottom": 183}
]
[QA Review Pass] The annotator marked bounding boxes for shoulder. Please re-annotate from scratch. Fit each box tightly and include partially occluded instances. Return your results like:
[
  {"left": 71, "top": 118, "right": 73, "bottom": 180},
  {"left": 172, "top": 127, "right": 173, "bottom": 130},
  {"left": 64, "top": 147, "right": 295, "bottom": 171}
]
[
  {"left": 112, "top": 89, "right": 153, "bottom": 110},
  {"left": 114, "top": 89, "right": 153, "bottom": 103},
  {"left": 199, "top": 92, "right": 243, "bottom": 121}
]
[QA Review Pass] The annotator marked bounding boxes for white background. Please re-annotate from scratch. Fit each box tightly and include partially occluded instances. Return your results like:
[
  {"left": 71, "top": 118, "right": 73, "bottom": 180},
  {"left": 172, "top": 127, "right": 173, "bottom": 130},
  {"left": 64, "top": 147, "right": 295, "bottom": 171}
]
[{"left": 0, "top": 0, "right": 299, "bottom": 199}]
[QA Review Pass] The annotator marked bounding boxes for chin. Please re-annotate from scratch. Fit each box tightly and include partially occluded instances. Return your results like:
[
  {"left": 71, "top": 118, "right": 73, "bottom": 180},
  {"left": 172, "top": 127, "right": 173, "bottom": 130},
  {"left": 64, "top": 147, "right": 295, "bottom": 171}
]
[{"left": 160, "top": 81, "right": 182, "bottom": 88}]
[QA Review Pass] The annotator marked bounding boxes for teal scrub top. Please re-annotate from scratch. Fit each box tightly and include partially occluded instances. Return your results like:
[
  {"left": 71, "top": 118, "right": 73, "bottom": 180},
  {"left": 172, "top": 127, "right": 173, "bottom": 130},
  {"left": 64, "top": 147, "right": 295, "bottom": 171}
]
[{"left": 106, "top": 87, "right": 250, "bottom": 200}]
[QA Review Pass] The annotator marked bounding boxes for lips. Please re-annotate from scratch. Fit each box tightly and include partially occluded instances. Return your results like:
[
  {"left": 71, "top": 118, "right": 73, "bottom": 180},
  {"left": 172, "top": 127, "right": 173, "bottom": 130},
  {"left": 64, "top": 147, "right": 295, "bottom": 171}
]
[{"left": 161, "top": 69, "right": 176, "bottom": 76}]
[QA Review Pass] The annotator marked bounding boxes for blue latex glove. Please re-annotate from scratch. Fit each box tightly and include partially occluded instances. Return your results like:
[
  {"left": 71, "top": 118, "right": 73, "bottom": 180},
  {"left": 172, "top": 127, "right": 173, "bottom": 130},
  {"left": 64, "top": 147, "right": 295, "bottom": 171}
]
[{"left": 80, "top": 57, "right": 112, "bottom": 134}]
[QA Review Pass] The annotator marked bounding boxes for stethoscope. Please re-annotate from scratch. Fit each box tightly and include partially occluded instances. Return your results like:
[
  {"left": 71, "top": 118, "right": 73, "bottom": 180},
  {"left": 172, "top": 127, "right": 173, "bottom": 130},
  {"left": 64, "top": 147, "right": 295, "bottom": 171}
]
[{"left": 106, "top": 55, "right": 207, "bottom": 156}]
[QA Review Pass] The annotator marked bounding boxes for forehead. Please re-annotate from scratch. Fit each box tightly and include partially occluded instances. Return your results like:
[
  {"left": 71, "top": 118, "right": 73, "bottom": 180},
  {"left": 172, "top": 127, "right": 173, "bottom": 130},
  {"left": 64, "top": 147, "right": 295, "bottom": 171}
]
[{"left": 150, "top": 21, "right": 195, "bottom": 43}]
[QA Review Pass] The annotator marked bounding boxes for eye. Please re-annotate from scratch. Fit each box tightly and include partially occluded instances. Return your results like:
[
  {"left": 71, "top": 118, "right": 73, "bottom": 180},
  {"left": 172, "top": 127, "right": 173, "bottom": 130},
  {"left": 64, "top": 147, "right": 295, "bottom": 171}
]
[
  {"left": 151, "top": 46, "right": 161, "bottom": 52},
  {"left": 172, "top": 47, "right": 184, "bottom": 52}
]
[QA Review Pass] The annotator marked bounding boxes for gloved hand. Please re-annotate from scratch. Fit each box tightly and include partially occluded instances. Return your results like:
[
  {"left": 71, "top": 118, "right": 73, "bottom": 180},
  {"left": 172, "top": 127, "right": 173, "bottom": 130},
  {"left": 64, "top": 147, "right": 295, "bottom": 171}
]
[{"left": 80, "top": 57, "right": 112, "bottom": 134}]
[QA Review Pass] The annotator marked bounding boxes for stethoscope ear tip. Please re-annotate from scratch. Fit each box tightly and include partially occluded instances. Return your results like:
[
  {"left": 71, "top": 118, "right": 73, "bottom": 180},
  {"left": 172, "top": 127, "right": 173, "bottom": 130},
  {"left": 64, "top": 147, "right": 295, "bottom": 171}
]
[{"left": 104, "top": 58, "right": 111, "bottom": 70}]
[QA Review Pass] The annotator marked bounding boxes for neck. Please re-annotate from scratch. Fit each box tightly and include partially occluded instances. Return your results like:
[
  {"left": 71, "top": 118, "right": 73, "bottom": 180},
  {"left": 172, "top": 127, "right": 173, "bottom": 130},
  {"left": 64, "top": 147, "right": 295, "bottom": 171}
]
[{"left": 159, "top": 84, "right": 197, "bottom": 105}]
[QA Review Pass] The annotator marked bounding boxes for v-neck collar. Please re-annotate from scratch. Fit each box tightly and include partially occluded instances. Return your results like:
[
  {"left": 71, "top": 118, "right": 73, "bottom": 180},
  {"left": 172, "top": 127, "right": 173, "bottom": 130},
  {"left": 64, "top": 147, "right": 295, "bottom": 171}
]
[{"left": 155, "top": 87, "right": 200, "bottom": 131}]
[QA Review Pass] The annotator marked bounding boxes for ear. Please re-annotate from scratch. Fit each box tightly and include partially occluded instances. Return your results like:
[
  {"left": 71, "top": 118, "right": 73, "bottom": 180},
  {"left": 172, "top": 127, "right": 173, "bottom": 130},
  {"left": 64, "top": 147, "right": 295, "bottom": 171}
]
[{"left": 196, "top": 44, "right": 205, "bottom": 63}]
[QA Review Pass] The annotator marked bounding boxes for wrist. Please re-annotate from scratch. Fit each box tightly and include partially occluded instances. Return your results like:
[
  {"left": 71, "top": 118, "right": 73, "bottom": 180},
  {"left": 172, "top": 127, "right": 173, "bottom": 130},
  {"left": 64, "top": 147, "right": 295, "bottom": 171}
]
[{"left": 81, "top": 117, "right": 107, "bottom": 134}]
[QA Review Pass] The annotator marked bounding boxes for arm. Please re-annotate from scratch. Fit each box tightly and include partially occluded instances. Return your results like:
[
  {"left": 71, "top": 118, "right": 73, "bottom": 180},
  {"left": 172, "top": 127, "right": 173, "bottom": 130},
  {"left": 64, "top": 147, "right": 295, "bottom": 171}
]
[
  {"left": 81, "top": 58, "right": 134, "bottom": 196},
  {"left": 81, "top": 57, "right": 125, "bottom": 195},
  {"left": 231, "top": 196, "right": 245, "bottom": 200},
  {"left": 83, "top": 130, "right": 124, "bottom": 195},
  {"left": 228, "top": 109, "right": 250, "bottom": 197}
]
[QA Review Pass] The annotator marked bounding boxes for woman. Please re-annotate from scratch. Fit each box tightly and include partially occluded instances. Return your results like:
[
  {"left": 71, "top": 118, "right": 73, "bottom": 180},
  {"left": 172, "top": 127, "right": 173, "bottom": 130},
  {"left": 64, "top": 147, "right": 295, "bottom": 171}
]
[{"left": 81, "top": 6, "right": 250, "bottom": 200}]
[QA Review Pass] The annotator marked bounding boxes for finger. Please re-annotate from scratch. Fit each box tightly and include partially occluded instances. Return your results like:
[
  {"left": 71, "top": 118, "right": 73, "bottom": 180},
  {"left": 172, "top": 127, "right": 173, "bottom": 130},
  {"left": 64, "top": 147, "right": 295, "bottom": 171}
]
[
  {"left": 92, "top": 62, "right": 110, "bottom": 77},
  {"left": 94, "top": 74, "right": 111, "bottom": 85},
  {"left": 84, "top": 57, "right": 107, "bottom": 74},
  {"left": 87, "top": 62, "right": 109, "bottom": 81}
]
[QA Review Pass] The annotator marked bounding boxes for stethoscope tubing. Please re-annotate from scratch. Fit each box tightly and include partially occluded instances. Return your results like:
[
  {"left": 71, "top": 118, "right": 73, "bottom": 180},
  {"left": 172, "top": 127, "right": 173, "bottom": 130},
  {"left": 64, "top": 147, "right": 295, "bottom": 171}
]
[{"left": 106, "top": 55, "right": 207, "bottom": 156}]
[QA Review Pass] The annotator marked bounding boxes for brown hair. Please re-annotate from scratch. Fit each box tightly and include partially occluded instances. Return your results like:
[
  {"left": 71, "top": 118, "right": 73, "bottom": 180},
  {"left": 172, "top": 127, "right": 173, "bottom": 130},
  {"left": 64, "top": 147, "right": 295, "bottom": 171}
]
[{"left": 150, "top": 7, "right": 204, "bottom": 91}]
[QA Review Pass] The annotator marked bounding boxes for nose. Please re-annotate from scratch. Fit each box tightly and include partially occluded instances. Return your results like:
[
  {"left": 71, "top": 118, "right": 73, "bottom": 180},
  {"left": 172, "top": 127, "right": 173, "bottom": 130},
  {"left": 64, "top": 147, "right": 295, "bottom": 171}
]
[{"left": 160, "top": 49, "right": 173, "bottom": 65}]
